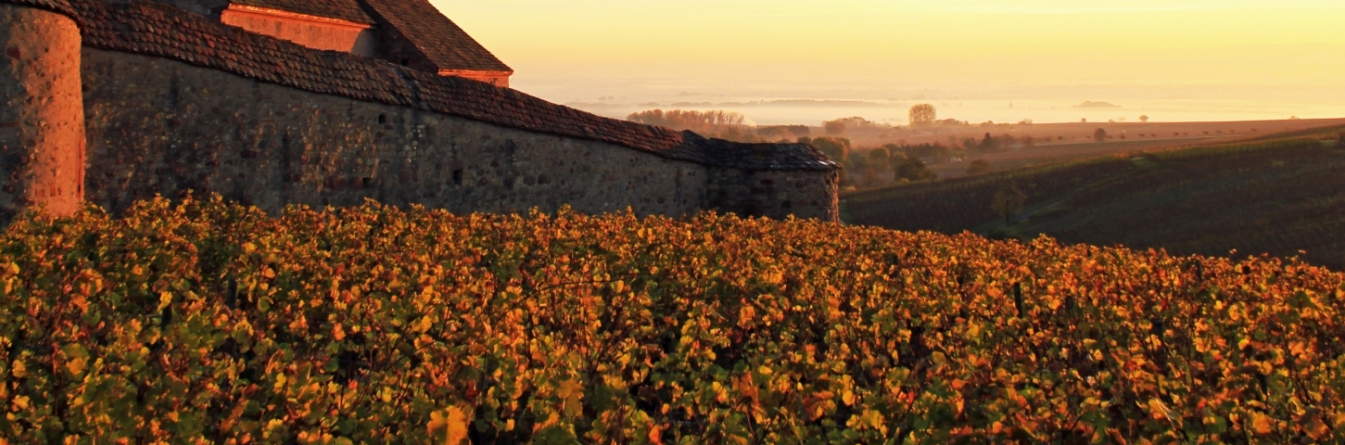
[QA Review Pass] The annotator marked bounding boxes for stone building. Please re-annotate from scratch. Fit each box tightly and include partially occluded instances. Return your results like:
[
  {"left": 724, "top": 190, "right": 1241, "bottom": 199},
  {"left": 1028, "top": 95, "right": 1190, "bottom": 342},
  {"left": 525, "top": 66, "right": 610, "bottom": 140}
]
[{"left": 0, "top": 0, "right": 840, "bottom": 223}]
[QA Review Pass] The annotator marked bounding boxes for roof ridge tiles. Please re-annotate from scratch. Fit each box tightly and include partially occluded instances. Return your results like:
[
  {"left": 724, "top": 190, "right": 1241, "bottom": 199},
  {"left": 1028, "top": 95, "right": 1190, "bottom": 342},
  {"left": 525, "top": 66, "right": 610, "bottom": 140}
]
[{"left": 3, "top": 0, "right": 81, "bottom": 22}]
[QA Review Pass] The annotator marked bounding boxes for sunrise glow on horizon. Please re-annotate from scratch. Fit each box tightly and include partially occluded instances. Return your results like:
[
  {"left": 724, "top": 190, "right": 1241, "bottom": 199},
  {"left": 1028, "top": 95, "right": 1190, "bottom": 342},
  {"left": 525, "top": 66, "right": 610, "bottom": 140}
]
[{"left": 432, "top": 0, "right": 1345, "bottom": 123}]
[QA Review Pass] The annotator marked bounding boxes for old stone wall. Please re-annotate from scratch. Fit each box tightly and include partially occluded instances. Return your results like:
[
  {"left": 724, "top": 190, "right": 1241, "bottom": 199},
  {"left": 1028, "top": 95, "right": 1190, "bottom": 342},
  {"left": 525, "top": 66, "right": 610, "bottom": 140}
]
[
  {"left": 0, "top": 3, "right": 84, "bottom": 219},
  {"left": 81, "top": 48, "right": 713, "bottom": 217},
  {"left": 707, "top": 168, "right": 839, "bottom": 222},
  {"left": 0, "top": 0, "right": 839, "bottom": 222}
]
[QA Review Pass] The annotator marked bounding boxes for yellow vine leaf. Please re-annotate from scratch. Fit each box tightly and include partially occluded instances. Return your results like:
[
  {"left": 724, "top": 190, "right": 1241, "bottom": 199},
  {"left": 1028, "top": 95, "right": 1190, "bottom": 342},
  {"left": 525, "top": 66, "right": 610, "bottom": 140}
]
[
  {"left": 1250, "top": 411, "right": 1273, "bottom": 435},
  {"left": 428, "top": 406, "right": 470, "bottom": 445},
  {"left": 648, "top": 424, "right": 662, "bottom": 445},
  {"left": 62, "top": 344, "right": 88, "bottom": 376},
  {"left": 557, "top": 379, "right": 583, "bottom": 417},
  {"left": 1146, "top": 399, "right": 1172, "bottom": 421},
  {"left": 158, "top": 292, "right": 173, "bottom": 311}
]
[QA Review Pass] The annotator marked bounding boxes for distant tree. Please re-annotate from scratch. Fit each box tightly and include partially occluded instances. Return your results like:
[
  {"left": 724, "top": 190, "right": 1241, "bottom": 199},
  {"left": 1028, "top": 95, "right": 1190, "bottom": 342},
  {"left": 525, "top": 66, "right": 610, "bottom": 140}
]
[
  {"left": 826, "top": 116, "right": 886, "bottom": 132},
  {"left": 998, "top": 134, "right": 1017, "bottom": 149},
  {"left": 979, "top": 132, "right": 1000, "bottom": 152},
  {"left": 1139, "top": 115, "right": 1150, "bottom": 123},
  {"left": 627, "top": 109, "right": 755, "bottom": 141},
  {"left": 803, "top": 136, "right": 853, "bottom": 186},
  {"left": 894, "top": 155, "right": 938, "bottom": 182},
  {"left": 962, "top": 138, "right": 979, "bottom": 151},
  {"left": 1021, "top": 135, "right": 1036, "bottom": 148},
  {"left": 991, "top": 183, "right": 1028, "bottom": 224},
  {"left": 824, "top": 120, "right": 848, "bottom": 136},
  {"left": 894, "top": 142, "right": 952, "bottom": 164},
  {"left": 966, "top": 159, "right": 991, "bottom": 176},
  {"left": 758, "top": 125, "right": 812, "bottom": 138},
  {"left": 756, "top": 126, "right": 787, "bottom": 139},
  {"left": 1093, "top": 128, "right": 1108, "bottom": 143},
  {"left": 808, "top": 136, "right": 851, "bottom": 165},
  {"left": 1081, "top": 118, "right": 1087, "bottom": 123},
  {"left": 866, "top": 147, "right": 891, "bottom": 167},
  {"left": 909, "top": 104, "right": 937, "bottom": 126},
  {"left": 846, "top": 151, "right": 869, "bottom": 171}
]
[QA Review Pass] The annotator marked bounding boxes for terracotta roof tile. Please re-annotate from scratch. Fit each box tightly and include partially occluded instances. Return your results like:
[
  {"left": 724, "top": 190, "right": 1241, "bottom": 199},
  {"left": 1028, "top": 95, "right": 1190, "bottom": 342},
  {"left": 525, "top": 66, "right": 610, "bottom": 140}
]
[
  {"left": 59, "top": 0, "right": 836, "bottom": 171},
  {"left": 358, "top": 0, "right": 510, "bottom": 73},
  {"left": 229, "top": 0, "right": 373, "bottom": 25}
]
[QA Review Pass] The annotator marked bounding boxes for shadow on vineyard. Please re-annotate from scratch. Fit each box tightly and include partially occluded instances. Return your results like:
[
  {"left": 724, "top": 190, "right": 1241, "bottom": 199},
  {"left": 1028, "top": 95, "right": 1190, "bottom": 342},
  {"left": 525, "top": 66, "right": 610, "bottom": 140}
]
[
  {"left": 2, "top": 195, "right": 1344, "bottom": 443},
  {"left": 844, "top": 125, "right": 1345, "bottom": 271}
]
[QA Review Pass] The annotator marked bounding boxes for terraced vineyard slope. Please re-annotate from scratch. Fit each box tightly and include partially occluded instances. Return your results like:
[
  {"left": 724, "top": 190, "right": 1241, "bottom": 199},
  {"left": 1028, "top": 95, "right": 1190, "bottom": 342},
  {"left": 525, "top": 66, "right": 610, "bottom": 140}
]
[
  {"left": 844, "top": 129, "right": 1345, "bottom": 270},
  {"left": 2, "top": 196, "right": 1343, "bottom": 444}
]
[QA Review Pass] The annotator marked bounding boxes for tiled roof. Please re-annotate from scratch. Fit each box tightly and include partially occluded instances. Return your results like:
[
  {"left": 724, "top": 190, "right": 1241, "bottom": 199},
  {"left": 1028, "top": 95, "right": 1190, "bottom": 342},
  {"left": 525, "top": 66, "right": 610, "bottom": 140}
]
[
  {"left": 58, "top": 0, "right": 837, "bottom": 171},
  {"left": 358, "top": 0, "right": 511, "bottom": 73},
  {"left": 6, "top": 0, "right": 80, "bottom": 23},
  {"left": 693, "top": 134, "right": 839, "bottom": 171},
  {"left": 229, "top": 0, "right": 374, "bottom": 25}
]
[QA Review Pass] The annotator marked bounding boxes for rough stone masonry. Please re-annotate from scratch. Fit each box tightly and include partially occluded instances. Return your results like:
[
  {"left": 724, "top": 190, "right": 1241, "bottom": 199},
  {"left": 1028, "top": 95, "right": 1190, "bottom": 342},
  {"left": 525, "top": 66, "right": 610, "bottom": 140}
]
[{"left": 0, "top": 0, "right": 840, "bottom": 222}]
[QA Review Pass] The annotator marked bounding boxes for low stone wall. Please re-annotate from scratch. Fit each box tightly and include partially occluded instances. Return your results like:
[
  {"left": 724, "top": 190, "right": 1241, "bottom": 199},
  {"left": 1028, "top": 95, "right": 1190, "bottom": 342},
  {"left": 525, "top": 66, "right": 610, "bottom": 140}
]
[{"left": 82, "top": 48, "right": 713, "bottom": 217}]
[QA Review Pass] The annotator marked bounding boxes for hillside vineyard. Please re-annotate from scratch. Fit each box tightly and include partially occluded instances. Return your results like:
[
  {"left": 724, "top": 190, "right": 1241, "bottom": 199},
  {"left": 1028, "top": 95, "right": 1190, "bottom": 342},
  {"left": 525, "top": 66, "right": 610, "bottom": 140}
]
[
  {"left": 0, "top": 0, "right": 838, "bottom": 222},
  {"left": 1, "top": 196, "right": 1342, "bottom": 443}
]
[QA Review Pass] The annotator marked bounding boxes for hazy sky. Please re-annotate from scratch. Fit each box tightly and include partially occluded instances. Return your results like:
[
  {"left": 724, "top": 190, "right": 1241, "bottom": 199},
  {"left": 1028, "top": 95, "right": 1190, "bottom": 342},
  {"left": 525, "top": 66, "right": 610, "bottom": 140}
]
[{"left": 430, "top": 1, "right": 1345, "bottom": 119}]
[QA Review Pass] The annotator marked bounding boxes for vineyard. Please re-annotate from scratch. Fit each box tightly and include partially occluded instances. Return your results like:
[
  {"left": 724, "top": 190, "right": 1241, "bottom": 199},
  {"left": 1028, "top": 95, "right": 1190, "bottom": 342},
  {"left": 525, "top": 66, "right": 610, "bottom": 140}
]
[
  {"left": 844, "top": 130, "right": 1345, "bottom": 270},
  {"left": 2, "top": 196, "right": 1345, "bottom": 444}
]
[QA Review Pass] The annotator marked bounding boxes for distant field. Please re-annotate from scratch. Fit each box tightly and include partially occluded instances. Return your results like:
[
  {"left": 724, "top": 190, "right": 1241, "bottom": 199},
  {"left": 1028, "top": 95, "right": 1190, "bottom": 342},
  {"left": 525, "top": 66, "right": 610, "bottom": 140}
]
[
  {"left": 869, "top": 118, "right": 1345, "bottom": 181},
  {"left": 846, "top": 117, "right": 1345, "bottom": 151},
  {"left": 929, "top": 136, "right": 1215, "bottom": 179},
  {"left": 843, "top": 125, "right": 1345, "bottom": 269}
]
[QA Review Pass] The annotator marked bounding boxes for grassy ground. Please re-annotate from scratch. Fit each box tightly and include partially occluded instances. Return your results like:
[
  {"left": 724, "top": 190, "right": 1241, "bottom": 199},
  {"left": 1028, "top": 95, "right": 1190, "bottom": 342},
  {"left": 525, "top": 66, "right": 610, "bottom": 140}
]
[{"left": 843, "top": 126, "right": 1345, "bottom": 269}]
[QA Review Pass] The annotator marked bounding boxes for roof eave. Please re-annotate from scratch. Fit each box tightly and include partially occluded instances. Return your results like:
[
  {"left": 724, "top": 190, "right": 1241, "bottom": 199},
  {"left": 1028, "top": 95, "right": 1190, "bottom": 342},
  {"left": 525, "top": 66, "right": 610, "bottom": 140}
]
[{"left": 222, "top": 4, "right": 373, "bottom": 29}]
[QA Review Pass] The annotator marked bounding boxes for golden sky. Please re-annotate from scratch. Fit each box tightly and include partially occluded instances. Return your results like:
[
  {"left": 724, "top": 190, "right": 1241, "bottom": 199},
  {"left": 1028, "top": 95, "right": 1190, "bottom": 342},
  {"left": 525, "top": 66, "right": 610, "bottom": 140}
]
[{"left": 435, "top": 0, "right": 1344, "bottom": 87}]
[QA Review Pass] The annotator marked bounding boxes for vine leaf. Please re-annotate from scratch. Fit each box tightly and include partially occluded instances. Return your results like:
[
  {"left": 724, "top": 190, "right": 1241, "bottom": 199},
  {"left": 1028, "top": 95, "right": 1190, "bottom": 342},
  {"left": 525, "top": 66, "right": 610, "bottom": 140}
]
[{"left": 428, "top": 406, "right": 471, "bottom": 445}]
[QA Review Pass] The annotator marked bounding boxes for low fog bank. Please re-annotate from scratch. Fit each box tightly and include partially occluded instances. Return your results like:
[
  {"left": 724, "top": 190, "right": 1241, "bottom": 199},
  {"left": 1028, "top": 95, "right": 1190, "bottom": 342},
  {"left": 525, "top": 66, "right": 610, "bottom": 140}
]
[{"left": 521, "top": 81, "right": 1345, "bottom": 126}]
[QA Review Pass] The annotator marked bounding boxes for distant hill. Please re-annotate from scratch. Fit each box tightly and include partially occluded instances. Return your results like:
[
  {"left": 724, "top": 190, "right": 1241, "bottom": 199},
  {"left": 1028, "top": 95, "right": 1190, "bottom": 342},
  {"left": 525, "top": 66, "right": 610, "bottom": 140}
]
[
  {"left": 843, "top": 125, "right": 1345, "bottom": 269},
  {"left": 1074, "top": 101, "right": 1121, "bottom": 108}
]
